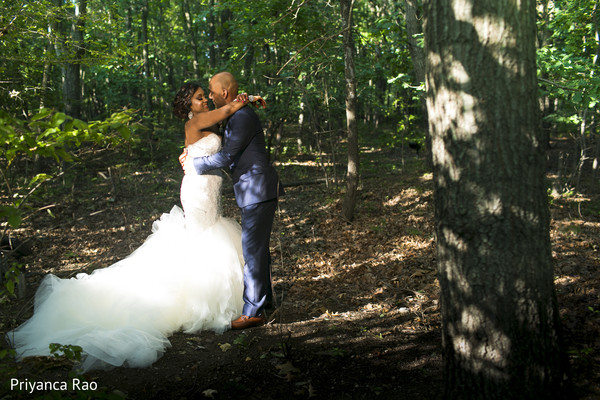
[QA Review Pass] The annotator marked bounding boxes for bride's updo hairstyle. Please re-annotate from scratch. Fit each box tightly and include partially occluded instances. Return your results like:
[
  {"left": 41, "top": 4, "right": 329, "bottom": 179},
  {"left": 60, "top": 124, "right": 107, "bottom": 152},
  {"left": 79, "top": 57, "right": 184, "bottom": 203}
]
[{"left": 173, "top": 82, "right": 201, "bottom": 120}]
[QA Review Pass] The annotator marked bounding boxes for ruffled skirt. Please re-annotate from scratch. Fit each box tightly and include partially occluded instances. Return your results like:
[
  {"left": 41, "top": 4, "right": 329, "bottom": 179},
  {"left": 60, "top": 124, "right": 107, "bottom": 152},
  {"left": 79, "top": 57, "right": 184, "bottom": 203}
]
[{"left": 7, "top": 206, "right": 244, "bottom": 371}]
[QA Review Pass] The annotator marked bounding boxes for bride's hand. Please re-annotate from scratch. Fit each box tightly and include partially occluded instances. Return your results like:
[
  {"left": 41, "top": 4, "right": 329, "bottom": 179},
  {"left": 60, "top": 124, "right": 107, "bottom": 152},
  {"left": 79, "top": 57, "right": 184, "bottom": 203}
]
[
  {"left": 234, "top": 93, "right": 250, "bottom": 104},
  {"left": 234, "top": 93, "right": 267, "bottom": 109},
  {"left": 249, "top": 95, "right": 267, "bottom": 109}
]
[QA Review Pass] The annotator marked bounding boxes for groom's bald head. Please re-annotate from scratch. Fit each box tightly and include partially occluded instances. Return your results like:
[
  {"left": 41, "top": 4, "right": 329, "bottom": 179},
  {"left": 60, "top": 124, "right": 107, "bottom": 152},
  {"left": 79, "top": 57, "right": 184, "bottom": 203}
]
[{"left": 209, "top": 72, "right": 238, "bottom": 107}]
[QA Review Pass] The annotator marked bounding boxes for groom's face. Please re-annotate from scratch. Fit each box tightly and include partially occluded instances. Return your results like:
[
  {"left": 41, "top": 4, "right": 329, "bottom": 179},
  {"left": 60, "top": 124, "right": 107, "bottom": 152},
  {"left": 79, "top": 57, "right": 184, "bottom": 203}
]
[{"left": 208, "top": 79, "right": 227, "bottom": 108}]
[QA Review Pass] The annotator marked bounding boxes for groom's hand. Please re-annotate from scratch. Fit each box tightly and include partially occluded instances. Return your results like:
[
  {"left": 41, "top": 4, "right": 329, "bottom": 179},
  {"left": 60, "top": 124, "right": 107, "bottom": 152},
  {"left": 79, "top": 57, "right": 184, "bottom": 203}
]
[
  {"left": 183, "top": 157, "right": 197, "bottom": 175},
  {"left": 179, "top": 149, "right": 187, "bottom": 170}
]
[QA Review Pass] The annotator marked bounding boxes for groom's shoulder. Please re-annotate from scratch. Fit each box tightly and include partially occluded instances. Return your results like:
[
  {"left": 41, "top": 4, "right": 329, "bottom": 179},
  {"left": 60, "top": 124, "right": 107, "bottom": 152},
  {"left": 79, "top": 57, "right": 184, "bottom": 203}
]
[
  {"left": 240, "top": 105, "right": 258, "bottom": 118},
  {"left": 230, "top": 105, "right": 260, "bottom": 124}
]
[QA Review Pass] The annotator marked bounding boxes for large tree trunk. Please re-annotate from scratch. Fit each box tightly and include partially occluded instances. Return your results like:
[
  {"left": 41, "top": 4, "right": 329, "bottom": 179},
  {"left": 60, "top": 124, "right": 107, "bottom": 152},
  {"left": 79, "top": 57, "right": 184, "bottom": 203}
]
[
  {"left": 423, "top": 1, "right": 570, "bottom": 398},
  {"left": 340, "top": 0, "right": 359, "bottom": 221}
]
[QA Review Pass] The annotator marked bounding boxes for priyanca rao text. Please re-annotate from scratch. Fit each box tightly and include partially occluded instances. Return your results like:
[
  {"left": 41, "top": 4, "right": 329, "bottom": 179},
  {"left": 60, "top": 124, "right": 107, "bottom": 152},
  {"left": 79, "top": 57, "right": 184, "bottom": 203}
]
[{"left": 11, "top": 378, "right": 97, "bottom": 393}]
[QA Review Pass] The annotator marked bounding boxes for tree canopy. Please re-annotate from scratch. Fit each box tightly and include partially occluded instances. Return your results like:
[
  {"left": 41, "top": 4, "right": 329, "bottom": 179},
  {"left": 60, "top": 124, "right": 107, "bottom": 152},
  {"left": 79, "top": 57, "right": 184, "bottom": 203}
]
[{"left": 2, "top": 1, "right": 596, "bottom": 158}]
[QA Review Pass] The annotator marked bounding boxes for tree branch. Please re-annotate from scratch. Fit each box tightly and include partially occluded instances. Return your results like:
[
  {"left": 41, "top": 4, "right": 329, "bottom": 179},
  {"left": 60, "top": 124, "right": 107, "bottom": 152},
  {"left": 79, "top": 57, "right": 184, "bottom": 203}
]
[
  {"left": 277, "top": 29, "right": 345, "bottom": 75},
  {"left": 538, "top": 77, "right": 579, "bottom": 91}
]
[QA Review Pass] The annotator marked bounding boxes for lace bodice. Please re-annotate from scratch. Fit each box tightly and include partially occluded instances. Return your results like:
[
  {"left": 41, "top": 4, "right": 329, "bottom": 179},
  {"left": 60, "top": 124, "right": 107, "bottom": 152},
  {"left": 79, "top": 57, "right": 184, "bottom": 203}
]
[
  {"left": 187, "top": 133, "right": 221, "bottom": 157},
  {"left": 179, "top": 134, "right": 223, "bottom": 231}
]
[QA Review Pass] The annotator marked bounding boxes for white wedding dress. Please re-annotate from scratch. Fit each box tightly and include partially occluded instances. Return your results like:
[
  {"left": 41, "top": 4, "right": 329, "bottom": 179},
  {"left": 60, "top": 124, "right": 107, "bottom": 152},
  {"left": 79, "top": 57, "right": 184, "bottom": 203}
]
[{"left": 7, "top": 134, "right": 244, "bottom": 371}]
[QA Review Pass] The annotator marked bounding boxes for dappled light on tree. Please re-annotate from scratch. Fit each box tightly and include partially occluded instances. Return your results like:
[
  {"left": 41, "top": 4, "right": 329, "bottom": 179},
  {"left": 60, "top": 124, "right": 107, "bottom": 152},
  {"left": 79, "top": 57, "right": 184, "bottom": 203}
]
[{"left": 425, "top": 0, "right": 570, "bottom": 398}]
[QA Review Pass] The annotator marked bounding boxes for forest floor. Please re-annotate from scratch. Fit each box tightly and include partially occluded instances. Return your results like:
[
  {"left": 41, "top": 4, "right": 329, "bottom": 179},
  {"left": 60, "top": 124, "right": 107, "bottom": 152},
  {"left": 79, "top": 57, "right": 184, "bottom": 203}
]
[{"left": 1, "top": 138, "right": 599, "bottom": 399}]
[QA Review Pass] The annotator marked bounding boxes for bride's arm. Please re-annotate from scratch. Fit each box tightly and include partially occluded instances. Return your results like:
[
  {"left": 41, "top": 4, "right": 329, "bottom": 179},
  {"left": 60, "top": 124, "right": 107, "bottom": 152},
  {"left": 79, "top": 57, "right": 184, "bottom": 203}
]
[
  {"left": 186, "top": 97, "right": 246, "bottom": 131},
  {"left": 185, "top": 93, "right": 266, "bottom": 131}
]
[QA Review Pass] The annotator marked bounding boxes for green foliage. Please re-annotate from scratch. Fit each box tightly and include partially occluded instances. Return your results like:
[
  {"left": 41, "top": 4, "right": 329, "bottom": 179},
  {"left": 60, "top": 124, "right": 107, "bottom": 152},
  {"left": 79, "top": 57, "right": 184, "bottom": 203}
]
[
  {"left": 537, "top": 0, "right": 600, "bottom": 136},
  {"left": 377, "top": 115, "right": 423, "bottom": 150},
  {"left": 0, "top": 347, "right": 17, "bottom": 395},
  {"left": 1, "top": 0, "right": 596, "bottom": 151},
  {"left": 49, "top": 343, "right": 83, "bottom": 361},
  {"left": 233, "top": 333, "right": 250, "bottom": 347},
  {"left": 0, "top": 108, "right": 134, "bottom": 165},
  {"left": 329, "top": 347, "right": 346, "bottom": 357},
  {"left": 0, "top": 108, "right": 137, "bottom": 230},
  {"left": 1, "top": 263, "right": 23, "bottom": 299},
  {"left": 0, "top": 0, "right": 418, "bottom": 166}
]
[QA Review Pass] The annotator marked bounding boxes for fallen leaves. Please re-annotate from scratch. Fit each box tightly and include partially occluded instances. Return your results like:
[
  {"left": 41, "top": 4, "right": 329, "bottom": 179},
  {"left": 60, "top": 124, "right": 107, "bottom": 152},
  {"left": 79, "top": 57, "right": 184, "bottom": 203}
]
[
  {"left": 275, "top": 361, "right": 300, "bottom": 381},
  {"left": 202, "top": 389, "right": 218, "bottom": 398},
  {"left": 218, "top": 343, "right": 231, "bottom": 352}
]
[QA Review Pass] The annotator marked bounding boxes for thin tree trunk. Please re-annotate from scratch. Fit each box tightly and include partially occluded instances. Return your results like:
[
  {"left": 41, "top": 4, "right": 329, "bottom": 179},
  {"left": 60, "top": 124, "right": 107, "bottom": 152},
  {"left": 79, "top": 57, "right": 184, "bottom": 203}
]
[
  {"left": 208, "top": 0, "right": 217, "bottom": 68},
  {"left": 405, "top": 0, "right": 425, "bottom": 84},
  {"left": 70, "top": 0, "right": 86, "bottom": 118},
  {"left": 423, "top": 0, "right": 570, "bottom": 398},
  {"left": 405, "top": 0, "right": 430, "bottom": 164},
  {"left": 182, "top": 0, "right": 200, "bottom": 79},
  {"left": 219, "top": 8, "right": 232, "bottom": 62},
  {"left": 40, "top": 38, "right": 53, "bottom": 110},
  {"left": 593, "top": 2, "right": 600, "bottom": 191},
  {"left": 340, "top": 0, "right": 358, "bottom": 221},
  {"left": 52, "top": 0, "right": 85, "bottom": 118},
  {"left": 140, "top": 0, "right": 152, "bottom": 114}
]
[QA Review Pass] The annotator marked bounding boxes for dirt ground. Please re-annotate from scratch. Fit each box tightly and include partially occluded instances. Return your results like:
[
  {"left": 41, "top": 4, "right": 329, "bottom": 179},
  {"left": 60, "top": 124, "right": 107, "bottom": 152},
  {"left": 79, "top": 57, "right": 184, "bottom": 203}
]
[{"left": 1, "top": 140, "right": 599, "bottom": 399}]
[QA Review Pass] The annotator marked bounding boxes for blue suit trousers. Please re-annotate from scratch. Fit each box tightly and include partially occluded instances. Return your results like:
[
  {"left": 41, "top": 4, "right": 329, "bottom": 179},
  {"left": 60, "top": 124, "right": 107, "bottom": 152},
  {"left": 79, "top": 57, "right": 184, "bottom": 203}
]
[{"left": 240, "top": 198, "right": 278, "bottom": 317}]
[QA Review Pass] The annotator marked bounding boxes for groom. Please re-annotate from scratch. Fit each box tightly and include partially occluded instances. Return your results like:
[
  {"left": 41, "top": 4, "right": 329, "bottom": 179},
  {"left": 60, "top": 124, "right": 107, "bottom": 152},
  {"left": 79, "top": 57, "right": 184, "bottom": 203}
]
[{"left": 181, "top": 71, "right": 284, "bottom": 330}]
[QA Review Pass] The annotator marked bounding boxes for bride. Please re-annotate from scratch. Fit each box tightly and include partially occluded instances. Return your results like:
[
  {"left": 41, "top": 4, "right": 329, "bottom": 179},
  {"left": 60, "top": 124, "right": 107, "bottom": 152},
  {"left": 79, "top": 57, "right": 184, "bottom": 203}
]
[{"left": 6, "top": 84, "right": 265, "bottom": 372}]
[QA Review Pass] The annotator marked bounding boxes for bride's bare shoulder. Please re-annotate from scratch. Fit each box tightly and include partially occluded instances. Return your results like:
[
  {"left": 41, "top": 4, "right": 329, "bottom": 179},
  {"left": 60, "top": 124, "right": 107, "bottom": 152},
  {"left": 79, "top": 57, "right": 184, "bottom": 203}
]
[{"left": 185, "top": 129, "right": 221, "bottom": 147}]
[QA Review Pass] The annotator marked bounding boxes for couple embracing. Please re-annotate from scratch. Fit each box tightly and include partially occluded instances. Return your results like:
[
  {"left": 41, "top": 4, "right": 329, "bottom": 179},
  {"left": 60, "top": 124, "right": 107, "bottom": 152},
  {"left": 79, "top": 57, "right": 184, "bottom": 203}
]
[
  {"left": 7, "top": 71, "right": 283, "bottom": 371},
  {"left": 179, "top": 71, "right": 285, "bottom": 329}
]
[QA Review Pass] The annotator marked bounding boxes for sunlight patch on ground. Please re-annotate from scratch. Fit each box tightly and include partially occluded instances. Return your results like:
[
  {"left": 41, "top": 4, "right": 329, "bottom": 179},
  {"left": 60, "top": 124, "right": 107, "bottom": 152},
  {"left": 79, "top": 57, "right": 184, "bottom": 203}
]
[
  {"left": 420, "top": 172, "right": 433, "bottom": 181},
  {"left": 383, "top": 188, "right": 433, "bottom": 208},
  {"left": 555, "top": 275, "right": 581, "bottom": 286},
  {"left": 279, "top": 159, "right": 335, "bottom": 167},
  {"left": 311, "top": 273, "right": 334, "bottom": 281}
]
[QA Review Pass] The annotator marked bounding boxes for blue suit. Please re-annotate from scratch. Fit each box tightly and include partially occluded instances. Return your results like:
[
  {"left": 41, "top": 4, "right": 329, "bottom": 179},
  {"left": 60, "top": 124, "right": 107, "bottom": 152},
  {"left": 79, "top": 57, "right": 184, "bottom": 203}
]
[{"left": 192, "top": 106, "right": 284, "bottom": 317}]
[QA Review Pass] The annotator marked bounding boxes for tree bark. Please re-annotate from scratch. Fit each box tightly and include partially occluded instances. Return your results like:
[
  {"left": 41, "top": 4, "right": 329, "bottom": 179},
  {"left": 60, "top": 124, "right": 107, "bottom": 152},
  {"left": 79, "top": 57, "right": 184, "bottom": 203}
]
[
  {"left": 40, "top": 40, "right": 53, "bottom": 110},
  {"left": 340, "top": 0, "right": 359, "bottom": 221},
  {"left": 53, "top": 0, "right": 86, "bottom": 118},
  {"left": 141, "top": 0, "right": 152, "bottom": 114},
  {"left": 404, "top": 0, "right": 430, "bottom": 164},
  {"left": 405, "top": 0, "right": 425, "bottom": 84},
  {"left": 182, "top": 0, "right": 200, "bottom": 79},
  {"left": 208, "top": 0, "right": 217, "bottom": 69},
  {"left": 69, "top": 0, "right": 86, "bottom": 118},
  {"left": 423, "top": 1, "right": 570, "bottom": 398},
  {"left": 219, "top": 8, "right": 233, "bottom": 62}
]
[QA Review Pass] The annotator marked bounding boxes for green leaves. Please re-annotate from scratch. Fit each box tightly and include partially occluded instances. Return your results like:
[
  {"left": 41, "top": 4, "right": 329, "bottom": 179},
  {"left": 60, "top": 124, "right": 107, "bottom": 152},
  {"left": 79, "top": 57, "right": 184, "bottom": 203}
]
[
  {"left": 537, "top": 0, "right": 599, "bottom": 135},
  {"left": 1, "top": 263, "right": 23, "bottom": 298},
  {"left": 0, "top": 206, "right": 21, "bottom": 229},
  {"left": 1, "top": 108, "right": 135, "bottom": 166},
  {"left": 49, "top": 343, "right": 83, "bottom": 361},
  {"left": 0, "top": 108, "right": 137, "bottom": 230}
]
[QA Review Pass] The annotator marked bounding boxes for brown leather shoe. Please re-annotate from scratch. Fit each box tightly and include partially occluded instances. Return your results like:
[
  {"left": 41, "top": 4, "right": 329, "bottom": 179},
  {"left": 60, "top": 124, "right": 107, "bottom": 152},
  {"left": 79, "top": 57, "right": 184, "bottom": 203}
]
[{"left": 231, "top": 314, "right": 266, "bottom": 330}]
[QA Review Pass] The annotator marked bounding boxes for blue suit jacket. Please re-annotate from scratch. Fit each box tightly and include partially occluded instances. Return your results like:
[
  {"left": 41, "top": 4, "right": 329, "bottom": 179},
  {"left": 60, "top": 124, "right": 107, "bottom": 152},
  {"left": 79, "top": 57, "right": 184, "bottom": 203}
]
[{"left": 192, "top": 106, "right": 284, "bottom": 208}]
